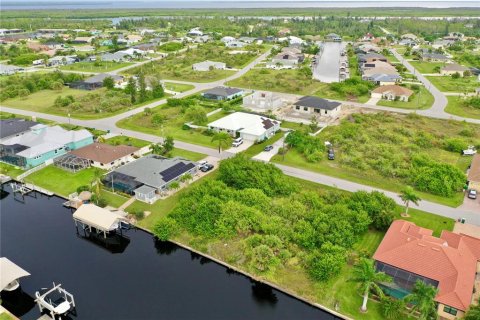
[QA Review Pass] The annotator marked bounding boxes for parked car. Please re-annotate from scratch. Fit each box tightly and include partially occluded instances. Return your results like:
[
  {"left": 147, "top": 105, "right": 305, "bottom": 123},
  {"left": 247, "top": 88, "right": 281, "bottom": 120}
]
[
  {"left": 468, "top": 189, "right": 477, "bottom": 199},
  {"left": 197, "top": 160, "right": 208, "bottom": 167},
  {"left": 232, "top": 137, "right": 243, "bottom": 147},
  {"left": 200, "top": 164, "right": 214, "bottom": 172},
  {"left": 264, "top": 145, "right": 274, "bottom": 152},
  {"left": 328, "top": 149, "right": 335, "bottom": 160},
  {"left": 462, "top": 146, "right": 477, "bottom": 156}
]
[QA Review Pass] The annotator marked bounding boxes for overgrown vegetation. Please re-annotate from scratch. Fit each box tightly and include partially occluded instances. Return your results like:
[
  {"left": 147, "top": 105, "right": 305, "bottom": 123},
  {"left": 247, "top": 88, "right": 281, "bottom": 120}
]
[{"left": 278, "top": 112, "right": 479, "bottom": 203}]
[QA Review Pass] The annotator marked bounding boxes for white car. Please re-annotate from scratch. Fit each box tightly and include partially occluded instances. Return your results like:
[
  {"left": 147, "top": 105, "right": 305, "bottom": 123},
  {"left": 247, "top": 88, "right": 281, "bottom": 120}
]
[
  {"left": 232, "top": 137, "right": 244, "bottom": 147},
  {"left": 197, "top": 160, "right": 208, "bottom": 167},
  {"left": 468, "top": 189, "right": 477, "bottom": 200},
  {"left": 463, "top": 146, "right": 477, "bottom": 156}
]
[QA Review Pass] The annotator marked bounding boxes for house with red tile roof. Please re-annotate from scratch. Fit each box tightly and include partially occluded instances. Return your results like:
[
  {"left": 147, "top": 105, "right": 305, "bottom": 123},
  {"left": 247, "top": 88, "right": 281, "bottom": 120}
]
[{"left": 373, "top": 220, "right": 480, "bottom": 319}]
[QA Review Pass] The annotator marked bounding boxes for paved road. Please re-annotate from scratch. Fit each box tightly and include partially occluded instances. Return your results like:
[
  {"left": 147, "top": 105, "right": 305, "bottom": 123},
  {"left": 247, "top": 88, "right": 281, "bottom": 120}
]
[
  {"left": 312, "top": 42, "right": 344, "bottom": 83},
  {"left": 275, "top": 163, "right": 480, "bottom": 226}
]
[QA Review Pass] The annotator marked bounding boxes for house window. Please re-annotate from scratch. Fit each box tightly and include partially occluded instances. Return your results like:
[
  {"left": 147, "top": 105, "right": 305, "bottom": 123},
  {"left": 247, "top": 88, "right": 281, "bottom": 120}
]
[
  {"left": 325, "top": 110, "right": 328, "bottom": 114},
  {"left": 303, "top": 107, "right": 308, "bottom": 111},
  {"left": 314, "top": 108, "right": 320, "bottom": 113},
  {"left": 295, "top": 106, "right": 300, "bottom": 110},
  {"left": 443, "top": 306, "right": 457, "bottom": 316}
]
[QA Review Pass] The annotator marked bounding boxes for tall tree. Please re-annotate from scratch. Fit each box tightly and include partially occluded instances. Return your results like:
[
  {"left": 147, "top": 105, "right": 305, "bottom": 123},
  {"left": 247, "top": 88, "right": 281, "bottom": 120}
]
[
  {"left": 162, "top": 136, "right": 174, "bottom": 155},
  {"left": 399, "top": 186, "right": 421, "bottom": 216},
  {"left": 91, "top": 168, "right": 103, "bottom": 203},
  {"left": 150, "top": 143, "right": 163, "bottom": 155},
  {"left": 151, "top": 77, "right": 165, "bottom": 99},
  {"left": 405, "top": 281, "right": 438, "bottom": 320},
  {"left": 211, "top": 132, "right": 232, "bottom": 153},
  {"left": 102, "top": 76, "right": 114, "bottom": 90},
  {"left": 125, "top": 77, "right": 137, "bottom": 104},
  {"left": 138, "top": 73, "right": 148, "bottom": 103},
  {"left": 351, "top": 258, "right": 391, "bottom": 312}
]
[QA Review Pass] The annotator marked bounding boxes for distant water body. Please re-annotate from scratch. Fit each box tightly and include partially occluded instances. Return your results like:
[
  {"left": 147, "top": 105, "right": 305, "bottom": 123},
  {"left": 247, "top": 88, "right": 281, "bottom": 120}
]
[{"left": 2, "top": 1, "right": 480, "bottom": 10}]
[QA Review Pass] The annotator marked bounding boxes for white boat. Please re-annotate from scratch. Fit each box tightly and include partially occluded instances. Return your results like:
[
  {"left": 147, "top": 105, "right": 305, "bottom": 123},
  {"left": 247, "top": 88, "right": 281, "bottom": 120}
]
[
  {"left": 0, "top": 257, "right": 30, "bottom": 292},
  {"left": 35, "top": 283, "right": 76, "bottom": 318}
]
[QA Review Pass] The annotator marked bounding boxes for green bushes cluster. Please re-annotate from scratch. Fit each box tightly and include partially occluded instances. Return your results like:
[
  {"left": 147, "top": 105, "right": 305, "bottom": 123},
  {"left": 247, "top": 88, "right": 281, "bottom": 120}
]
[
  {"left": 286, "top": 113, "right": 479, "bottom": 198},
  {"left": 54, "top": 90, "right": 132, "bottom": 114},
  {"left": 330, "top": 77, "right": 375, "bottom": 98},
  {"left": 0, "top": 71, "right": 83, "bottom": 101},
  {"left": 154, "top": 156, "right": 396, "bottom": 279}
]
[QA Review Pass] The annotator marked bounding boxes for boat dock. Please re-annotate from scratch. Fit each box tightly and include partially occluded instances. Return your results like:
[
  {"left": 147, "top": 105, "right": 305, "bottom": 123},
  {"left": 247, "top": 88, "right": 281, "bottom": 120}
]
[
  {"left": 10, "top": 181, "right": 53, "bottom": 196},
  {"left": 73, "top": 204, "right": 129, "bottom": 238}
]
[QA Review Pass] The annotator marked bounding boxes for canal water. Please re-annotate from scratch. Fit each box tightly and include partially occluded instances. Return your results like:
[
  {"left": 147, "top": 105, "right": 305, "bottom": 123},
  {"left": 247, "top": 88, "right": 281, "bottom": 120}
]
[{"left": 0, "top": 185, "right": 339, "bottom": 320}]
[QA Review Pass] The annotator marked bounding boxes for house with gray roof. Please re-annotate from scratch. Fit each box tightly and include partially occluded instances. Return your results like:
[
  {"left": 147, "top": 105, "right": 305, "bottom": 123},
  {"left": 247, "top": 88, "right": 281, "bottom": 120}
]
[
  {"left": 101, "top": 51, "right": 130, "bottom": 62},
  {"left": 293, "top": 96, "right": 342, "bottom": 118},
  {"left": 103, "top": 155, "right": 198, "bottom": 203},
  {"left": 0, "top": 125, "right": 93, "bottom": 168},
  {"left": 69, "top": 73, "right": 124, "bottom": 90},
  {"left": 420, "top": 52, "right": 450, "bottom": 62},
  {"left": 0, "top": 118, "right": 39, "bottom": 142},
  {"left": 202, "top": 86, "right": 243, "bottom": 100},
  {"left": 365, "top": 73, "right": 402, "bottom": 86}
]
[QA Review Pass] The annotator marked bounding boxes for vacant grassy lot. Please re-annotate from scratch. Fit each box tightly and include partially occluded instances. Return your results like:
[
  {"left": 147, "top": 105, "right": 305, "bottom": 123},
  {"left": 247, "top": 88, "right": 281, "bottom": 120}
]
[
  {"left": 426, "top": 75, "right": 480, "bottom": 93},
  {"left": 27, "top": 166, "right": 102, "bottom": 197},
  {"left": 117, "top": 101, "right": 223, "bottom": 148},
  {"left": 409, "top": 61, "right": 445, "bottom": 74},
  {"left": 2, "top": 88, "right": 89, "bottom": 116},
  {"left": 164, "top": 82, "right": 195, "bottom": 93},
  {"left": 132, "top": 168, "right": 453, "bottom": 320},
  {"left": 272, "top": 112, "right": 479, "bottom": 207},
  {"left": 227, "top": 68, "right": 371, "bottom": 103},
  {"left": 169, "top": 148, "right": 207, "bottom": 161},
  {"left": 60, "top": 61, "right": 132, "bottom": 73},
  {"left": 445, "top": 96, "right": 480, "bottom": 120},
  {"left": 124, "top": 43, "right": 263, "bottom": 82},
  {"left": 377, "top": 86, "right": 434, "bottom": 110},
  {"left": 105, "top": 135, "right": 151, "bottom": 148}
]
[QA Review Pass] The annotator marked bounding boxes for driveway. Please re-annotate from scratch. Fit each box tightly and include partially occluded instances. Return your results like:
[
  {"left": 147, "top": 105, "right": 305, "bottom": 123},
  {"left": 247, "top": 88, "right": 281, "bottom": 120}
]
[
  {"left": 225, "top": 140, "right": 254, "bottom": 154},
  {"left": 365, "top": 97, "right": 380, "bottom": 106},
  {"left": 458, "top": 192, "right": 480, "bottom": 213},
  {"left": 252, "top": 137, "right": 285, "bottom": 162}
]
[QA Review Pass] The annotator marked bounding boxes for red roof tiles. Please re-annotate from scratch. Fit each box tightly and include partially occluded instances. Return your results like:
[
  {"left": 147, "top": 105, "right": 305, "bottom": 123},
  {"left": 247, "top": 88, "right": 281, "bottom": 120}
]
[{"left": 374, "top": 220, "right": 480, "bottom": 311}]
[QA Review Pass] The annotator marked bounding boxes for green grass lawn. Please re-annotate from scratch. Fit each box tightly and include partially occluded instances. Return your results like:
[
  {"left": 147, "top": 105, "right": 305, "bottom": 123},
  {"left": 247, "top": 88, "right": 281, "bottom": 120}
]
[
  {"left": 164, "top": 82, "right": 195, "bottom": 93},
  {"left": 426, "top": 75, "right": 480, "bottom": 93},
  {"left": 26, "top": 166, "right": 102, "bottom": 197},
  {"left": 105, "top": 135, "right": 151, "bottom": 148},
  {"left": 117, "top": 103, "right": 220, "bottom": 148},
  {"left": 445, "top": 96, "right": 480, "bottom": 120},
  {"left": 281, "top": 121, "right": 309, "bottom": 131},
  {"left": 0, "top": 312, "right": 15, "bottom": 320},
  {"left": 0, "top": 162, "right": 25, "bottom": 178},
  {"left": 100, "top": 189, "right": 129, "bottom": 208},
  {"left": 60, "top": 61, "right": 132, "bottom": 73},
  {"left": 376, "top": 86, "right": 434, "bottom": 110},
  {"left": 409, "top": 61, "right": 445, "bottom": 74},
  {"left": 169, "top": 148, "right": 207, "bottom": 161}
]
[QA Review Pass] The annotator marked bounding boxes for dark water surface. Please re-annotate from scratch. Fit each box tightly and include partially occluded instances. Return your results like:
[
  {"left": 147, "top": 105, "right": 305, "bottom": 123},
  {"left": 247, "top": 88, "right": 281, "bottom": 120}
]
[{"left": 0, "top": 185, "right": 338, "bottom": 320}]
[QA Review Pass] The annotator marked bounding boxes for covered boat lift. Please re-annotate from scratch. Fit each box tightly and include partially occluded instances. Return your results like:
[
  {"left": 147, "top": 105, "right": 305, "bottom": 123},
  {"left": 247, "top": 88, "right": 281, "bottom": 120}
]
[
  {"left": 72, "top": 204, "right": 129, "bottom": 238},
  {"left": 0, "top": 257, "right": 30, "bottom": 292}
]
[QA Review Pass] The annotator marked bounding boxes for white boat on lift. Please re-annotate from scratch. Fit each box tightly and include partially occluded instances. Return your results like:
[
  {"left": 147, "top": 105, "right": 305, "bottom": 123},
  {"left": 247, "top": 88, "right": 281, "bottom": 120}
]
[
  {"left": 0, "top": 257, "right": 31, "bottom": 292},
  {"left": 35, "top": 283, "right": 76, "bottom": 318}
]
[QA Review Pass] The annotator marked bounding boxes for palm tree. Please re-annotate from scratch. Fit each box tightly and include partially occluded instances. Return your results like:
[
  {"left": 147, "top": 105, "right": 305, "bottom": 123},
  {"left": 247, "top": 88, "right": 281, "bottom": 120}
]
[
  {"left": 211, "top": 132, "right": 232, "bottom": 153},
  {"left": 351, "top": 258, "right": 392, "bottom": 312},
  {"left": 399, "top": 186, "right": 421, "bottom": 216},
  {"left": 380, "top": 296, "right": 405, "bottom": 319},
  {"left": 405, "top": 280, "right": 437, "bottom": 320},
  {"left": 91, "top": 168, "right": 103, "bottom": 203}
]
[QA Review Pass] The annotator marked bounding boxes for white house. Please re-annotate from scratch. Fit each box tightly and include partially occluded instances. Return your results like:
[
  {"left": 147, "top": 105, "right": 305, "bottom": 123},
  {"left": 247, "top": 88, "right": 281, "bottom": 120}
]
[
  {"left": 192, "top": 60, "right": 226, "bottom": 71},
  {"left": 207, "top": 112, "right": 280, "bottom": 142},
  {"left": 293, "top": 96, "right": 342, "bottom": 118}
]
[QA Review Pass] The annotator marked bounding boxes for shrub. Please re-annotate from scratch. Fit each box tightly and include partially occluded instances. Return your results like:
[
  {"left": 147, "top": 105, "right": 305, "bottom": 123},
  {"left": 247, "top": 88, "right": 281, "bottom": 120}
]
[
  {"left": 308, "top": 242, "right": 347, "bottom": 281},
  {"left": 153, "top": 217, "right": 179, "bottom": 240},
  {"left": 443, "top": 138, "right": 468, "bottom": 153}
]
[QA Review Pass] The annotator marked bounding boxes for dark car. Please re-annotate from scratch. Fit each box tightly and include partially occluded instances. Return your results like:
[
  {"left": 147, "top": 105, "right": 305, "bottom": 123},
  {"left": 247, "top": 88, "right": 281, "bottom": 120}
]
[
  {"left": 328, "top": 149, "right": 335, "bottom": 160},
  {"left": 264, "top": 145, "right": 274, "bottom": 152},
  {"left": 200, "top": 164, "right": 214, "bottom": 172}
]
